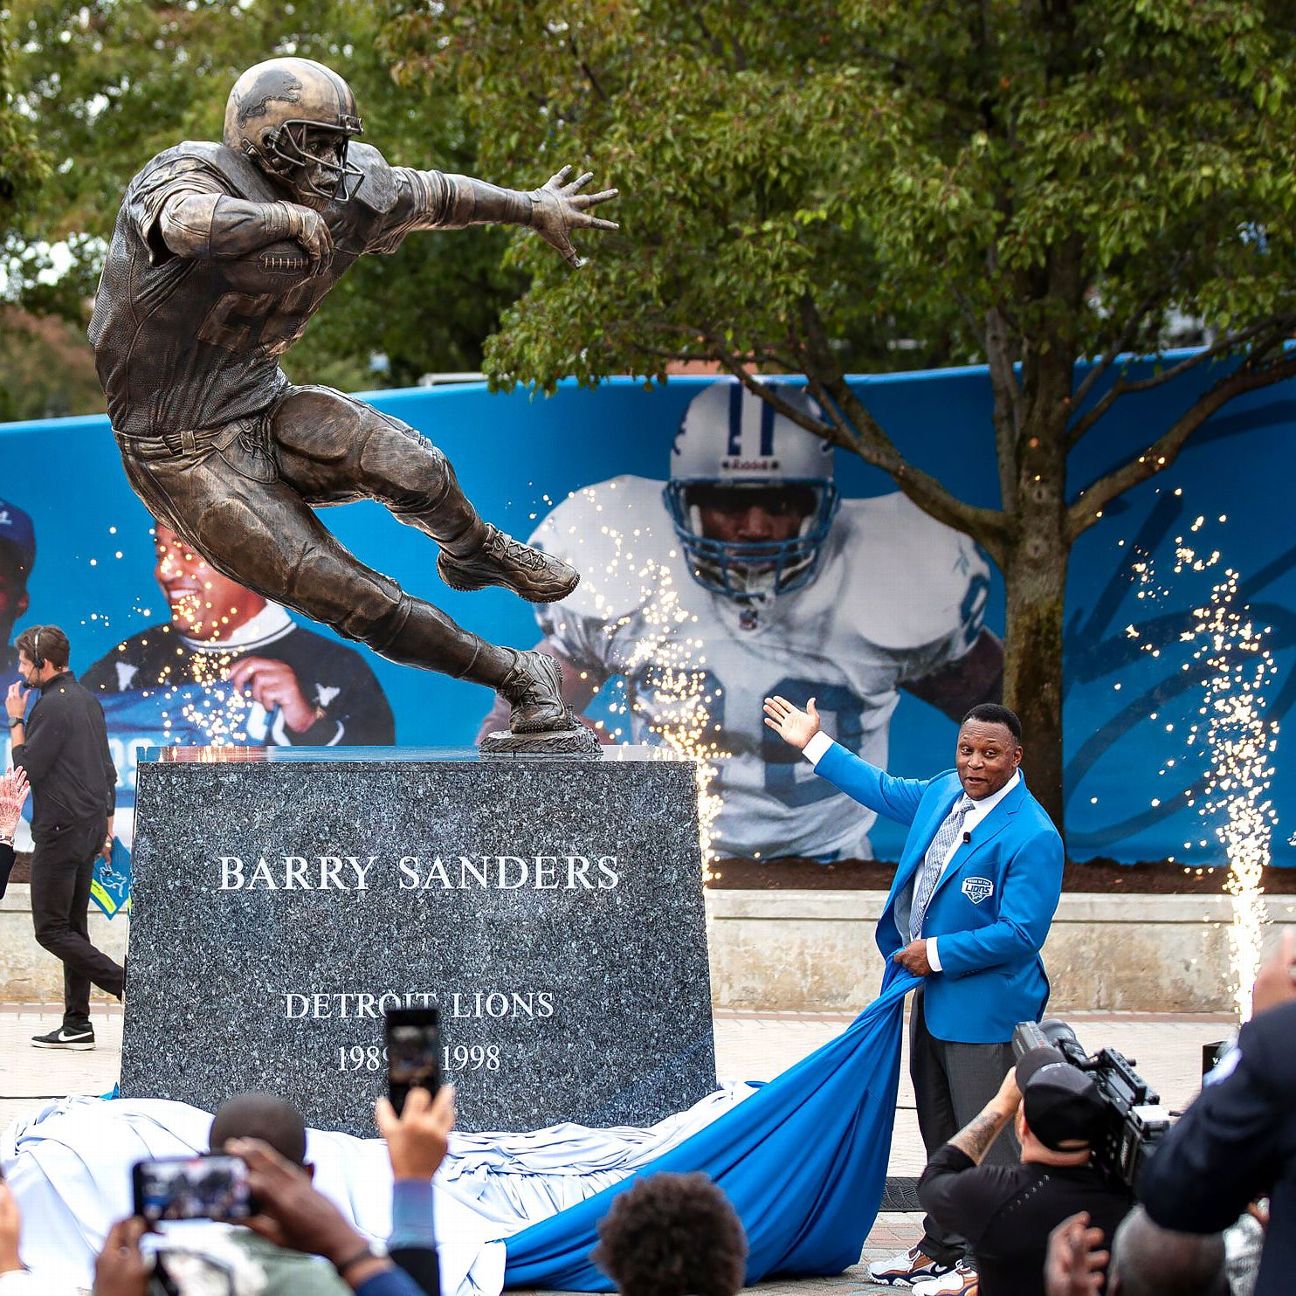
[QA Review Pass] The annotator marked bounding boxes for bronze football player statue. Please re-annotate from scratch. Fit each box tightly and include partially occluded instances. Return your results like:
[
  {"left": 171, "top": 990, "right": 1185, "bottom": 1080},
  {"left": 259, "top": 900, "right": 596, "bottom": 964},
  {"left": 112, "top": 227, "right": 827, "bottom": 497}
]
[{"left": 89, "top": 57, "right": 618, "bottom": 741}]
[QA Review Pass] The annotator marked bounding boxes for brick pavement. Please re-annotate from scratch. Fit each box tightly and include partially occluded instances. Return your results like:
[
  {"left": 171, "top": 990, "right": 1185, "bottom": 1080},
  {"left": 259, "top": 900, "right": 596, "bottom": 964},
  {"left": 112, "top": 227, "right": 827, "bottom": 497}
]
[{"left": 0, "top": 1001, "right": 1230, "bottom": 1295}]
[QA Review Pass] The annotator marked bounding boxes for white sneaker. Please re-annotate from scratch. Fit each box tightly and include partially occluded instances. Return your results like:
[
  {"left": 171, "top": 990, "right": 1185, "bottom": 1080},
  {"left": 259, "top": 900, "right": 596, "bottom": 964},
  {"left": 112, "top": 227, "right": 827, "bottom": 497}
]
[
  {"left": 867, "top": 1244, "right": 954, "bottom": 1286},
  {"left": 913, "top": 1260, "right": 978, "bottom": 1295}
]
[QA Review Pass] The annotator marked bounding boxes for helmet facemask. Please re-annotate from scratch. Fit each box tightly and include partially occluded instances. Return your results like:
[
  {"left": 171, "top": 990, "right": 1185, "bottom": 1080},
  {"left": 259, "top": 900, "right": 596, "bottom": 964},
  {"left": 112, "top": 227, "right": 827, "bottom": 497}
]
[
  {"left": 259, "top": 117, "right": 363, "bottom": 204},
  {"left": 664, "top": 479, "right": 840, "bottom": 602}
]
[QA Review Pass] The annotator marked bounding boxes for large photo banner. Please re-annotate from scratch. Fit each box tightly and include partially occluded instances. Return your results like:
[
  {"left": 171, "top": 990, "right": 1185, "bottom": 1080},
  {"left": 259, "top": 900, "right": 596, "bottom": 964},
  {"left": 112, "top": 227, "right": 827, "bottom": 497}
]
[{"left": 1, "top": 367, "right": 1292, "bottom": 869}]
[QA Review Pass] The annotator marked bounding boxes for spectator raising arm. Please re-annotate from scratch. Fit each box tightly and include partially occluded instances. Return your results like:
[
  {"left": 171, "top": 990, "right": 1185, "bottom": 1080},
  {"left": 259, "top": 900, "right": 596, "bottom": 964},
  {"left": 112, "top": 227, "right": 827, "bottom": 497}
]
[
  {"left": 375, "top": 1085, "right": 456, "bottom": 1296},
  {"left": 228, "top": 1138, "right": 429, "bottom": 1296}
]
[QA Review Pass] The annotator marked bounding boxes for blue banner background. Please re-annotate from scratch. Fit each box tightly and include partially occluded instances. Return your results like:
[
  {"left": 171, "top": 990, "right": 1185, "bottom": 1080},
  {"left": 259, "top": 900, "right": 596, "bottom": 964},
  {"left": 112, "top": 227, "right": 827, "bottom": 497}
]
[{"left": 3, "top": 364, "right": 1292, "bottom": 866}]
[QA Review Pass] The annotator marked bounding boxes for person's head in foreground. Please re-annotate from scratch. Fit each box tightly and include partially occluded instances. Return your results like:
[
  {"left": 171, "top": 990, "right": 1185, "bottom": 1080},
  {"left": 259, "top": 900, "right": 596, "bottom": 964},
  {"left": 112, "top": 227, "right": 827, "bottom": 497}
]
[
  {"left": 592, "top": 1171, "right": 747, "bottom": 1296},
  {"left": 957, "top": 703, "right": 1022, "bottom": 801},
  {"left": 210, "top": 1091, "right": 310, "bottom": 1172},
  {"left": 1045, "top": 1205, "right": 1227, "bottom": 1296}
]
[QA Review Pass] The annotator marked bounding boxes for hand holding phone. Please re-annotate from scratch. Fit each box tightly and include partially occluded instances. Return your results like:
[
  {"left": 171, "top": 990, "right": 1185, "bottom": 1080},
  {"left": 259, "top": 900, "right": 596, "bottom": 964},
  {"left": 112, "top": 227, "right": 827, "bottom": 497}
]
[
  {"left": 375, "top": 1084, "right": 456, "bottom": 1181},
  {"left": 384, "top": 1006, "right": 442, "bottom": 1116},
  {"left": 131, "top": 1154, "right": 253, "bottom": 1224}
]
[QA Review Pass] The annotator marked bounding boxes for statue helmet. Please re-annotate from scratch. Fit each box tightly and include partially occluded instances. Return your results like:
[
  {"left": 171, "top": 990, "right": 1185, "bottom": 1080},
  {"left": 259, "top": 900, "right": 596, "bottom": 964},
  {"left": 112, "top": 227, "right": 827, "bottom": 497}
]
[{"left": 223, "top": 57, "right": 364, "bottom": 202}]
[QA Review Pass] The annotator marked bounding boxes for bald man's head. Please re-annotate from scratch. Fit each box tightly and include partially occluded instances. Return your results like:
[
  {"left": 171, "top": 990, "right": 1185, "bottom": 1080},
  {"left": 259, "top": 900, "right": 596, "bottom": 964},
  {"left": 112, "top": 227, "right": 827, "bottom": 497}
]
[
  {"left": 1109, "top": 1208, "right": 1228, "bottom": 1296},
  {"left": 209, "top": 1092, "right": 308, "bottom": 1166}
]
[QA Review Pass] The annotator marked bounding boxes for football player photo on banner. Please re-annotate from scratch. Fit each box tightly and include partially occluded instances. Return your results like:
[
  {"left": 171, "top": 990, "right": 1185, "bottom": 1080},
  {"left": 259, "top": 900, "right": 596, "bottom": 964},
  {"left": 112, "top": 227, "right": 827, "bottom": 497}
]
[
  {"left": 478, "top": 380, "right": 1003, "bottom": 862},
  {"left": 88, "top": 520, "right": 395, "bottom": 848}
]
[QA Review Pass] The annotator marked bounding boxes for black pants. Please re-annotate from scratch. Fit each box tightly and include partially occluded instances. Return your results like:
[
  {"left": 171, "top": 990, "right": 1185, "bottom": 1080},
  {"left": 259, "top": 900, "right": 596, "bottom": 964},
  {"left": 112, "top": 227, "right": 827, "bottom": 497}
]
[
  {"left": 910, "top": 986, "right": 1019, "bottom": 1265},
  {"left": 30, "top": 820, "right": 125, "bottom": 1029}
]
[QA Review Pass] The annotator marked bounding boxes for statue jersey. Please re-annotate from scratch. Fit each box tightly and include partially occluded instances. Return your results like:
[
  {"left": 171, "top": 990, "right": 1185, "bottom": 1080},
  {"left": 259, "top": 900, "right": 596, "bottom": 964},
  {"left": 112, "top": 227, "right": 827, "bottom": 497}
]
[
  {"left": 89, "top": 140, "right": 451, "bottom": 437},
  {"left": 533, "top": 476, "right": 991, "bottom": 861}
]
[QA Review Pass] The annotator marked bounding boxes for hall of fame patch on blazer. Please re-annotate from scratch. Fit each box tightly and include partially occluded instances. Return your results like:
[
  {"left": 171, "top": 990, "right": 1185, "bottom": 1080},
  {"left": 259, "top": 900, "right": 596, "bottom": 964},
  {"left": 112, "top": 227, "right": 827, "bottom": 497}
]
[{"left": 962, "top": 876, "right": 994, "bottom": 904}]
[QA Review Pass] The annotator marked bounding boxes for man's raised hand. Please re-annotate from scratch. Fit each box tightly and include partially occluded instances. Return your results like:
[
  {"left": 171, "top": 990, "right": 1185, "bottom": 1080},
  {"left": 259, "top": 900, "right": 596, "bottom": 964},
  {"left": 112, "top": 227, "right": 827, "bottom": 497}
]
[
  {"left": 763, "top": 695, "right": 821, "bottom": 751},
  {"left": 1044, "top": 1212, "right": 1108, "bottom": 1296},
  {"left": 375, "top": 1084, "right": 456, "bottom": 1181},
  {"left": 529, "top": 165, "right": 619, "bottom": 268},
  {"left": 5, "top": 683, "right": 27, "bottom": 723}
]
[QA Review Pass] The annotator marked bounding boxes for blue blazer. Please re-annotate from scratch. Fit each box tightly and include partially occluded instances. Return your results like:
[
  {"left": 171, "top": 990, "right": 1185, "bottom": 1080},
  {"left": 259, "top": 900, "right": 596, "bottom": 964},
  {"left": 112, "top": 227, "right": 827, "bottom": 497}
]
[{"left": 816, "top": 741, "right": 1064, "bottom": 1044}]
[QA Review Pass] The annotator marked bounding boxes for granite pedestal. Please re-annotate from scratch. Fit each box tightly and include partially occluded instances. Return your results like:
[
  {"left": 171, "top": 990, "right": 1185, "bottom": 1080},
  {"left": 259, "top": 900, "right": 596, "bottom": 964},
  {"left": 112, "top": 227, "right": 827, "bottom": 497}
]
[{"left": 119, "top": 747, "right": 715, "bottom": 1135}]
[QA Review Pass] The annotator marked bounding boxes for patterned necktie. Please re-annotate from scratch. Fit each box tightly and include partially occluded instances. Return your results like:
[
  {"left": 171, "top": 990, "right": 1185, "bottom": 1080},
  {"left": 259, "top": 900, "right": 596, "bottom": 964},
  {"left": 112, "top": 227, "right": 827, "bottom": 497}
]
[{"left": 909, "top": 795, "right": 975, "bottom": 940}]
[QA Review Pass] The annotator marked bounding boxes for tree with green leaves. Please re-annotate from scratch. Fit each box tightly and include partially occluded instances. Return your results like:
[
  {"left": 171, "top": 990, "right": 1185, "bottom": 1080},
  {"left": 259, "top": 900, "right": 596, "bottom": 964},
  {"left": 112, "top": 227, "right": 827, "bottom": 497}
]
[
  {"left": 2, "top": 0, "right": 522, "bottom": 395},
  {"left": 0, "top": 17, "right": 46, "bottom": 206},
  {"left": 380, "top": 0, "right": 1296, "bottom": 827}
]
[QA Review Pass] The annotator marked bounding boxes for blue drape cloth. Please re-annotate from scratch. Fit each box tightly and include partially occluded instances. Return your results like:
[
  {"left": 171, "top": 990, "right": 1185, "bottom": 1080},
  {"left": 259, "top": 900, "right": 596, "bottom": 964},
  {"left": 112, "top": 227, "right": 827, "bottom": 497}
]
[{"left": 504, "top": 967, "right": 919, "bottom": 1290}]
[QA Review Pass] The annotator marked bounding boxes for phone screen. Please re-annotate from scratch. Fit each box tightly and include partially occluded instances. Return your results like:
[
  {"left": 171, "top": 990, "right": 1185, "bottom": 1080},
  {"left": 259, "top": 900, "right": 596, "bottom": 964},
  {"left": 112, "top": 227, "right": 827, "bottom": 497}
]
[
  {"left": 385, "top": 1005, "right": 442, "bottom": 1115},
  {"left": 131, "top": 1154, "right": 253, "bottom": 1224}
]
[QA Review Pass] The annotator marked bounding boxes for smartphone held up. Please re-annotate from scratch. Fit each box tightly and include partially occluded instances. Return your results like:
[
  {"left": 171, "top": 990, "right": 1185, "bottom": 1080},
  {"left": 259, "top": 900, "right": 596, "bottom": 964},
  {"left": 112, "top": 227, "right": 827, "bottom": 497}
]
[
  {"left": 131, "top": 1153, "right": 254, "bottom": 1224},
  {"left": 385, "top": 1005, "right": 442, "bottom": 1116}
]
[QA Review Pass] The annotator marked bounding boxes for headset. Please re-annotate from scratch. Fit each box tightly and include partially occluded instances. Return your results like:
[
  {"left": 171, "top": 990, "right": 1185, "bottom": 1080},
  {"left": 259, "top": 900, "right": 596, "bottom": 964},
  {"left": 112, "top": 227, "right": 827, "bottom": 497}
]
[{"left": 31, "top": 627, "right": 43, "bottom": 670}]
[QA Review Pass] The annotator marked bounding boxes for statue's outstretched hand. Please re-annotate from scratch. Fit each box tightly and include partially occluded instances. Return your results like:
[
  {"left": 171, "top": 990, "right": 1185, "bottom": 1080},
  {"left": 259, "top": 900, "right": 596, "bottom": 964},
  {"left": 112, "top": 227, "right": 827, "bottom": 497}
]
[
  {"left": 529, "top": 166, "right": 619, "bottom": 268},
  {"left": 763, "top": 695, "right": 822, "bottom": 751}
]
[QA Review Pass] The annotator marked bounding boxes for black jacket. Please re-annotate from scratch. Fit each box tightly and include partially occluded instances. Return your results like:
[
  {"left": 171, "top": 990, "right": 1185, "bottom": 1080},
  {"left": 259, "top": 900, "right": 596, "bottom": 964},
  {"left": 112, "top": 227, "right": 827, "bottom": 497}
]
[
  {"left": 12, "top": 671, "right": 116, "bottom": 835},
  {"left": 1139, "top": 999, "right": 1296, "bottom": 1296},
  {"left": 0, "top": 841, "right": 13, "bottom": 898},
  {"left": 919, "top": 1143, "right": 1131, "bottom": 1296}
]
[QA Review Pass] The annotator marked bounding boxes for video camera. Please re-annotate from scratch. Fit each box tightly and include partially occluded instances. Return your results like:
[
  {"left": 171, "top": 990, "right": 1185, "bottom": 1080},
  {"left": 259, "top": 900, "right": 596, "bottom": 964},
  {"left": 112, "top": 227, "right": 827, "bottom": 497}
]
[{"left": 1012, "top": 1018, "right": 1172, "bottom": 1190}]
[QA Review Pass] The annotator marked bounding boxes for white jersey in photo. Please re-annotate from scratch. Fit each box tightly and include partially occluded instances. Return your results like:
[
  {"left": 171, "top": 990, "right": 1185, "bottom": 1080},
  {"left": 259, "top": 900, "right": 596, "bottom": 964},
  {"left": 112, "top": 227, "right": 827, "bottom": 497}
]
[{"left": 532, "top": 476, "right": 991, "bottom": 861}]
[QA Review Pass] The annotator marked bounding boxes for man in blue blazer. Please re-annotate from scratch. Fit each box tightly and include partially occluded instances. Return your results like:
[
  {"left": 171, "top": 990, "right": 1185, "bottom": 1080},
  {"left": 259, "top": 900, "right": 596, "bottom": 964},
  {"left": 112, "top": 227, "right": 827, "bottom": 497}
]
[{"left": 763, "top": 697, "right": 1065, "bottom": 1294}]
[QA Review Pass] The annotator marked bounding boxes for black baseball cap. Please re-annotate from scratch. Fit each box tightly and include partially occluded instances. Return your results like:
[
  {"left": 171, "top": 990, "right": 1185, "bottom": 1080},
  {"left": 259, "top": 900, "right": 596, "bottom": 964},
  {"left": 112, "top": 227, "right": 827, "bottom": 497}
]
[{"left": 1016, "top": 1046, "right": 1106, "bottom": 1151}]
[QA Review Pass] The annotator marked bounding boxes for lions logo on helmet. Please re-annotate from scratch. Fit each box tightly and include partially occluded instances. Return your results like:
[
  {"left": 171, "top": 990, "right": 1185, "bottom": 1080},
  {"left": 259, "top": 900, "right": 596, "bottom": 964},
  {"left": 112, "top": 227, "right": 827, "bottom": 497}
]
[
  {"left": 224, "top": 57, "right": 365, "bottom": 203},
  {"left": 664, "top": 381, "right": 840, "bottom": 602}
]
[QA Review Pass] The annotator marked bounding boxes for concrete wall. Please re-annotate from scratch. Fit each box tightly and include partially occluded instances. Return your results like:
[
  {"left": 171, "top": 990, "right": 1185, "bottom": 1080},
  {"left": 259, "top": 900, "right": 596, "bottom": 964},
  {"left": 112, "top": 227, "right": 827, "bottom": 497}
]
[
  {"left": 705, "top": 890, "right": 1296, "bottom": 1014},
  {"left": 0, "top": 885, "right": 129, "bottom": 1004},
  {"left": 4, "top": 883, "right": 1293, "bottom": 1014}
]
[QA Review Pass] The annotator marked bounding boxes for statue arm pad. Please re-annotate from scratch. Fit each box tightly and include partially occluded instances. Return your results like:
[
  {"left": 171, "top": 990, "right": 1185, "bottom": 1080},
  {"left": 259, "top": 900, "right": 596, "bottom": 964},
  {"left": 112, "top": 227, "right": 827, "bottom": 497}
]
[
  {"left": 158, "top": 193, "right": 301, "bottom": 260},
  {"left": 398, "top": 169, "right": 533, "bottom": 230}
]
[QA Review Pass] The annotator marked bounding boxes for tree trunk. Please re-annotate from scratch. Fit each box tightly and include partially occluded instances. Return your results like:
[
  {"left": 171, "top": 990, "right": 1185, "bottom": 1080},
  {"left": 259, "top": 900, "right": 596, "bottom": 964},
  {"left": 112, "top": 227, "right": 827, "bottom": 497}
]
[
  {"left": 1002, "top": 537, "right": 1068, "bottom": 833},
  {"left": 999, "top": 334, "right": 1072, "bottom": 836}
]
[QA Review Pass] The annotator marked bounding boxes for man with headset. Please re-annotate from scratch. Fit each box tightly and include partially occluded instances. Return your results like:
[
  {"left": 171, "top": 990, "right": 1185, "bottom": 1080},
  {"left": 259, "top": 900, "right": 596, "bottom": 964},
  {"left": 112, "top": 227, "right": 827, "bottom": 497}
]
[{"left": 6, "top": 624, "right": 124, "bottom": 1050}]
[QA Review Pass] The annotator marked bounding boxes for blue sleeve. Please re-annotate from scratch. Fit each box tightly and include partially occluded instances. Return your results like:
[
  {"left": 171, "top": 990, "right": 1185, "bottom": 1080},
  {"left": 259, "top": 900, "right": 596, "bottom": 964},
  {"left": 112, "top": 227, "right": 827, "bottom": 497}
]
[
  {"left": 814, "top": 741, "right": 930, "bottom": 826},
  {"left": 934, "top": 826, "right": 1064, "bottom": 977},
  {"left": 354, "top": 1268, "right": 428, "bottom": 1296},
  {"left": 389, "top": 1179, "right": 437, "bottom": 1250},
  {"left": 1140, "top": 1012, "right": 1287, "bottom": 1232}
]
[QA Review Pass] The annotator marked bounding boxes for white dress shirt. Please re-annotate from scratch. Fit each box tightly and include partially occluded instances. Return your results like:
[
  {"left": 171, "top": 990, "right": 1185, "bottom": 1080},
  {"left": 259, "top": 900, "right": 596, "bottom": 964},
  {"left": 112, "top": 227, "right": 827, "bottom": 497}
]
[{"left": 802, "top": 733, "right": 1020, "bottom": 969}]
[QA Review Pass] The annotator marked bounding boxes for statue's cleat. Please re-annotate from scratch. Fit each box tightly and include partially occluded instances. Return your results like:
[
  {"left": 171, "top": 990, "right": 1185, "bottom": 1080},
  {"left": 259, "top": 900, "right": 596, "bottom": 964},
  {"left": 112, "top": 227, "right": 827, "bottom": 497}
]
[
  {"left": 497, "top": 650, "right": 580, "bottom": 734},
  {"left": 438, "top": 524, "right": 579, "bottom": 604}
]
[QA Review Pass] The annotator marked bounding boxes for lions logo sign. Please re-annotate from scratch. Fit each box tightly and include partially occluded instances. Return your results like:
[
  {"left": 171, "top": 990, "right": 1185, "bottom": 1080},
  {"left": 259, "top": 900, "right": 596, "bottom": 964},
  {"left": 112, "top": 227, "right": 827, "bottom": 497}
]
[{"left": 962, "top": 876, "right": 994, "bottom": 905}]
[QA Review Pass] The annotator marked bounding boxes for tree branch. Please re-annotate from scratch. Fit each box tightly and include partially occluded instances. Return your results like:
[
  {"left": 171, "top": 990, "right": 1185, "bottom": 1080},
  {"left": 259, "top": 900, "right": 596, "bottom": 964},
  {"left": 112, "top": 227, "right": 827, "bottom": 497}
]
[
  {"left": 1070, "top": 287, "right": 1169, "bottom": 411},
  {"left": 793, "top": 296, "right": 1011, "bottom": 557},
  {"left": 1067, "top": 349, "right": 1296, "bottom": 542},
  {"left": 1067, "top": 318, "right": 1294, "bottom": 447}
]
